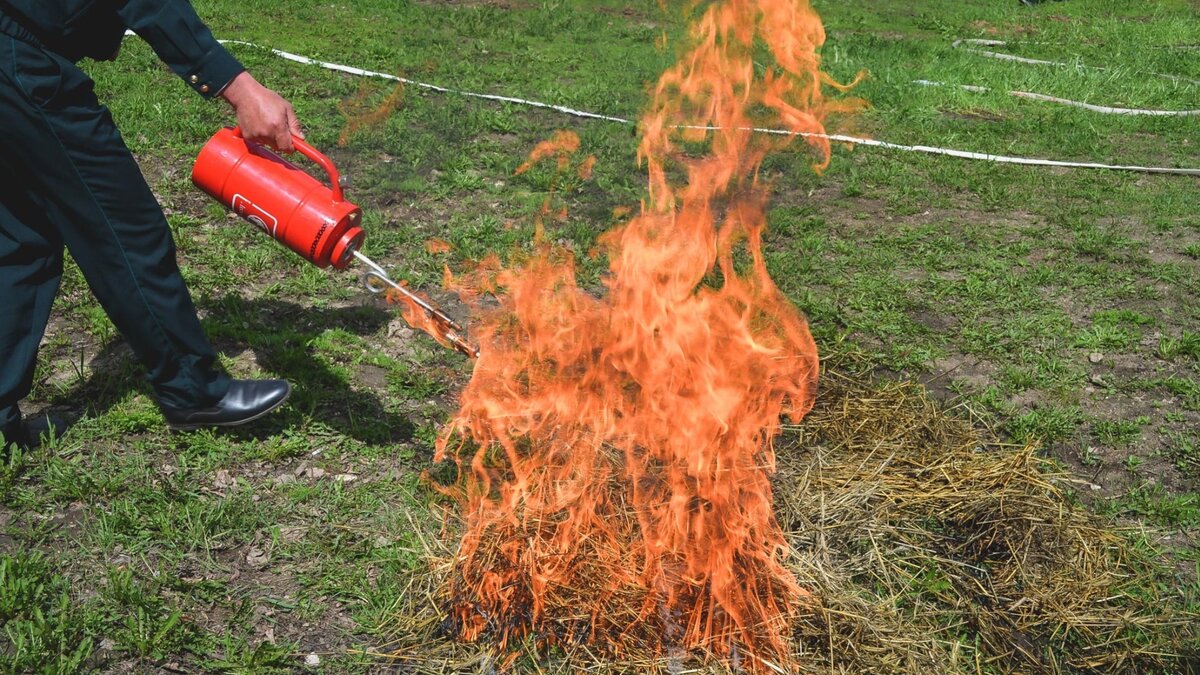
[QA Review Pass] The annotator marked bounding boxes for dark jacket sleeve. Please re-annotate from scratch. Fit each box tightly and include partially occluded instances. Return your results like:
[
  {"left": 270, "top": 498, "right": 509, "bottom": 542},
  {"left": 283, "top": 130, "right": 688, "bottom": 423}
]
[{"left": 115, "top": 0, "right": 244, "bottom": 98}]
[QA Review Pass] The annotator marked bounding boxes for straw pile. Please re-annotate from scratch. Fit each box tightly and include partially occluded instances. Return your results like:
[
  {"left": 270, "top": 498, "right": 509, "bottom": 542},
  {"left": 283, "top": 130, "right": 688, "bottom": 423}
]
[{"left": 375, "top": 372, "right": 1198, "bottom": 673}]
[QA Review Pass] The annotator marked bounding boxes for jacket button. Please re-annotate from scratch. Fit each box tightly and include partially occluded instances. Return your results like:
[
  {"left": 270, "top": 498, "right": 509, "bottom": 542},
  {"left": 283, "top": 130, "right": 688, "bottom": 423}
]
[
  {"left": 188, "top": 74, "right": 199, "bottom": 83},
  {"left": 200, "top": 84, "right": 210, "bottom": 93}
]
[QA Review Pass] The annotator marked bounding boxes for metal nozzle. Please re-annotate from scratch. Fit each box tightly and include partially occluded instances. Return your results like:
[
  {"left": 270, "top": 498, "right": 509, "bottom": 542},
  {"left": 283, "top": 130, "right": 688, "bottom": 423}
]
[{"left": 354, "top": 251, "right": 479, "bottom": 358}]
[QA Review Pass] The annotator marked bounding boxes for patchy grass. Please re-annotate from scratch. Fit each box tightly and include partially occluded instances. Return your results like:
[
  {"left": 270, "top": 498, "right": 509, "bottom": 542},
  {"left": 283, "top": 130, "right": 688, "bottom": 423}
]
[{"left": 3, "top": 0, "right": 1198, "bottom": 671}]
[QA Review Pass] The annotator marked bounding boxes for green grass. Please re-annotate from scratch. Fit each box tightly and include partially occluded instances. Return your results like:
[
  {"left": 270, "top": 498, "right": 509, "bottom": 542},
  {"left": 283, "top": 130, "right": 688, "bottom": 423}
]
[
  {"left": 0, "top": 553, "right": 95, "bottom": 674},
  {"left": 1104, "top": 485, "right": 1200, "bottom": 528},
  {"left": 3, "top": 0, "right": 1199, "bottom": 671}
]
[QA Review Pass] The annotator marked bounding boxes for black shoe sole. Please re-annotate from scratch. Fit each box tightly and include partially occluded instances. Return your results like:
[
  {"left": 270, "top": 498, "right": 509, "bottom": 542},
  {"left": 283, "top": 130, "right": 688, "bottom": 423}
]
[{"left": 166, "top": 386, "right": 292, "bottom": 431}]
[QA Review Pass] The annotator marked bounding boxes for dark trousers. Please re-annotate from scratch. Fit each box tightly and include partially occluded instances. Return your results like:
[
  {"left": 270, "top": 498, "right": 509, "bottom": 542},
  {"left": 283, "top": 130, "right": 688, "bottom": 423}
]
[{"left": 0, "top": 21, "right": 229, "bottom": 430}]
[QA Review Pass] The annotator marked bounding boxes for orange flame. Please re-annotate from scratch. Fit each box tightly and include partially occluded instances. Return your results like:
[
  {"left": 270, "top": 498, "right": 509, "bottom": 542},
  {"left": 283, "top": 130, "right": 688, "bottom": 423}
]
[
  {"left": 437, "top": 0, "right": 860, "bottom": 667},
  {"left": 425, "top": 238, "right": 454, "bottom": 255},
  {"left": 337, "top": 78, "right": 406, "bottom": 146},
  {"left": 514, "top": 130, "right": 580, "bottom": 176},
  {"left": 382, "top": 284, "right": 456, "bottom": 352}
]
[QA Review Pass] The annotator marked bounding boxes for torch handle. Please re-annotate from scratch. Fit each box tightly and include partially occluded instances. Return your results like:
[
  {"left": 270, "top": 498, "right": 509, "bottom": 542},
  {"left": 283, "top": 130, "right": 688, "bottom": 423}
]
[{"left": 231, "top": 127, "right": 345, "bottom": 203}]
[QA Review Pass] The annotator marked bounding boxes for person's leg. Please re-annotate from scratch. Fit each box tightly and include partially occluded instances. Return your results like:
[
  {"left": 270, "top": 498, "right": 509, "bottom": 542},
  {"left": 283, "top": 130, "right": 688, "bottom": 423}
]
[
  {"left": 0, "top": 33, "right": 231, "bottom": 411},
  {"left": 0, "top": 164, "right": 63, "bottom": 448}
]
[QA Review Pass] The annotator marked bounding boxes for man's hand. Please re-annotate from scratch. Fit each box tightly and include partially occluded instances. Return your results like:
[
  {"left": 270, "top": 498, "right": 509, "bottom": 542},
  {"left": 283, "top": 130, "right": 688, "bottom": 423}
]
[{"left": 220, "top": 72, "right": 303, "bottom": 153}]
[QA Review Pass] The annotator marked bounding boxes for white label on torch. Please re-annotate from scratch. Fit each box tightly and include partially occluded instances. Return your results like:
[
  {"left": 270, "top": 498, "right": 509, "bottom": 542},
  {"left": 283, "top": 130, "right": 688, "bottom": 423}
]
[{"left": 232, "top": 194, "right": 279, "bottom": 237}]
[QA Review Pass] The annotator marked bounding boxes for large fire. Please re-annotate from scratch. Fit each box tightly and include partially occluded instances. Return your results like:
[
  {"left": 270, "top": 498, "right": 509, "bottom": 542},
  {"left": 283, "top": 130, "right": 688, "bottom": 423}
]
[{"left": 435, "top": 0, "right": 859, "bottom": 668}]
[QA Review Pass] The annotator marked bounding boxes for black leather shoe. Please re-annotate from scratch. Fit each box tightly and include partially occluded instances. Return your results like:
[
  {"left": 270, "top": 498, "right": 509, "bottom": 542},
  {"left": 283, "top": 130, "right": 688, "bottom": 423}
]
[
  {"left": 160, "top": 379, "right": 291, "bottom": 430},
  {"left": 2, "top": 414, "right": 71, "bottom": 454}
]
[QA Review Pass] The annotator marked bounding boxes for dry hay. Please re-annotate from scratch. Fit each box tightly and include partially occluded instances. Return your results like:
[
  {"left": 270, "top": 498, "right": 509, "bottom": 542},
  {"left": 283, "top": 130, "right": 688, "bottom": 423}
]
[{"left": 371, "top": 372, "right": 1199, "bottom": 673}]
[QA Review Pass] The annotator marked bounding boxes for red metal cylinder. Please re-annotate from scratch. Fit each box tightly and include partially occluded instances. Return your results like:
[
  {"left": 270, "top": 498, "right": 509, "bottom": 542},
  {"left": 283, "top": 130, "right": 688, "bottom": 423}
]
[{"left": 192, "top": 127, "right": 365, "bottom": 269}]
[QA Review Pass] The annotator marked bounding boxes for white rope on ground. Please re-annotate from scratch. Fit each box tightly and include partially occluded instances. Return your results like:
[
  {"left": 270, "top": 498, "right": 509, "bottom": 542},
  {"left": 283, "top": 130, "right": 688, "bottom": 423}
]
[
  {"left": 217, "top": 39, "right": 634, "bottom": 124},
  {"left": 808, "top": 133, "right": 1199, "bottom": 175},
  {"left": 914, "top": 79, "right": 1200, "bottom": 117},
  {"left": 950, "top": 38, "right": 1200, "bottom": 86},
  {"left": 124, "top": 30, "right": 1200, "bottom": 177}
]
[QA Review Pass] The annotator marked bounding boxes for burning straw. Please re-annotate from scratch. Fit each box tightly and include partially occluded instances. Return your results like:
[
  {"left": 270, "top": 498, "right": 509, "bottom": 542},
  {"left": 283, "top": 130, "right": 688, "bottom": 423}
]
[
  {"left": 426, "top": 0, "right": 864, "bottom": 668},
  {"left": 377, "top": 373, "right": 1197, "bottom": 673}
]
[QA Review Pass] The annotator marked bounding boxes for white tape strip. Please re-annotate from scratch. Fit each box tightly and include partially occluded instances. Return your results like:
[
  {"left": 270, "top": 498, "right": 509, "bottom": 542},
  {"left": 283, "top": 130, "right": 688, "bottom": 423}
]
[
  {"left": 120, "top": 31, "right": 1198, "bottom": 176},
  {"left": 811, "top": 133, "right": 1200, "bottom": 175},
  {"left": 915, "top": 79, "right": 1200, "bottom": 117},
  {"left": 950, "top": 38, "right": 1200, "bottom": 86},
  {"left": 218, "top": 40, "right": 632, "bottom": 124}
]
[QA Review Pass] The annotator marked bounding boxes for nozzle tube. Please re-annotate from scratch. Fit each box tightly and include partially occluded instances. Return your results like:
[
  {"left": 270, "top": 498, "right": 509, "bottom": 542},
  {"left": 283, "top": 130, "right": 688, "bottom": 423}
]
[{"left": 353, "top": 251, "right": 479, "bottom": 358}]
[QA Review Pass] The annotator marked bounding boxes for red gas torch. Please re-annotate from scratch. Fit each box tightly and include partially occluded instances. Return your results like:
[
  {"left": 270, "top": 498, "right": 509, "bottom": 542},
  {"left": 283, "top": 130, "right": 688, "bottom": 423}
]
[{"left": 192, "top": 127, "right": 477, "bottom": 358}]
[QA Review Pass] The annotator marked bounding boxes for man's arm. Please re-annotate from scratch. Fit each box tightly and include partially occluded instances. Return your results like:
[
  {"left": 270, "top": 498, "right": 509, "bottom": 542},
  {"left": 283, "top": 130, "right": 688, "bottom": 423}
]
[{"left": 116, "top": 0, "right": 302, "bottom": 151}]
